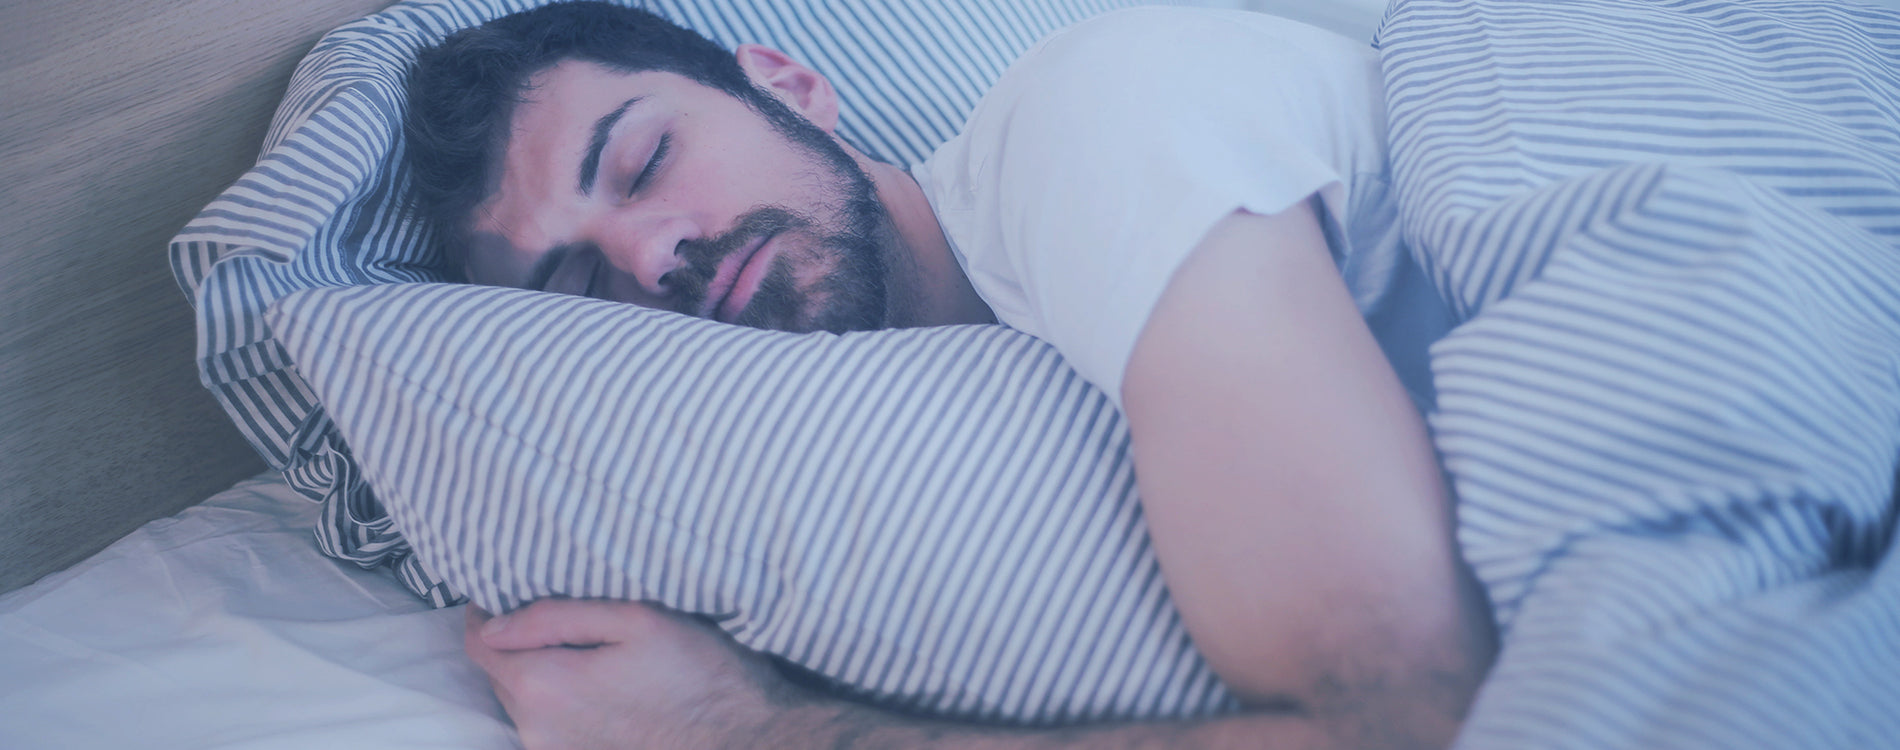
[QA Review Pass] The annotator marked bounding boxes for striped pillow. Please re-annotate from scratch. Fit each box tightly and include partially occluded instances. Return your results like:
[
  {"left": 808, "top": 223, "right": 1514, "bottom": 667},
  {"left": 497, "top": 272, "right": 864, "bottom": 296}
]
[
  {"left": 267, "top": 283, "right": 1235, "bottom": 723},
  {"left": 169, "top": 0, "right": 1174, "bottom": 605}
]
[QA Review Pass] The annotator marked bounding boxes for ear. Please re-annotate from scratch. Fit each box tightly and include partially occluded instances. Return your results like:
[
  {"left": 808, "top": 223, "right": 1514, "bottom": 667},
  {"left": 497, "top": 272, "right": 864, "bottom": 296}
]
[{"left": 733, "top": 44, "right": 841, "bottom": 132}]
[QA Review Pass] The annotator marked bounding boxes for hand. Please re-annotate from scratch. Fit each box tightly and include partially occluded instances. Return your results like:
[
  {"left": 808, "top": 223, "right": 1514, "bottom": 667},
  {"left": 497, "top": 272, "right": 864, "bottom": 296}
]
[
  {"left": 464, "top": 598, "right": 1414, "bottom": 750},
  {"left": 464, "top": 599, "right": 806, "bottom": 750}
]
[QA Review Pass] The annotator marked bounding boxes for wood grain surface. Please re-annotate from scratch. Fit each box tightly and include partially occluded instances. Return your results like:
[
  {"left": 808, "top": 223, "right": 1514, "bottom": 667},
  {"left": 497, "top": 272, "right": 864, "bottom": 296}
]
[{"left": 0, "top": 0, "right": 393, "bottom": 594}]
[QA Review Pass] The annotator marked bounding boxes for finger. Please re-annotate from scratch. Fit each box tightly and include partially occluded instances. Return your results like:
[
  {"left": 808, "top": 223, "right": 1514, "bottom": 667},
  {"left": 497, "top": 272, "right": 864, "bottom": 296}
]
[
  {"left": 465, "top": 604, "right": 492, "bottom": 631},
  {"left": 480, "top": 598, "right": 668, "bottom": 651},
  {"left": 462, "top": 605, "right": 508, "bottom": 676},
  {"left": 465, "top": 610, "right": 596, "bottom": 711}
]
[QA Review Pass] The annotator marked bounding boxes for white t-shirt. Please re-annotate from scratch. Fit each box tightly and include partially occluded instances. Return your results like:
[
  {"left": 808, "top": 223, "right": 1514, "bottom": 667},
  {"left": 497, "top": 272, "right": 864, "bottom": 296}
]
[{"left": 911, "top": 7, "right": 1451, "bottom": 411}]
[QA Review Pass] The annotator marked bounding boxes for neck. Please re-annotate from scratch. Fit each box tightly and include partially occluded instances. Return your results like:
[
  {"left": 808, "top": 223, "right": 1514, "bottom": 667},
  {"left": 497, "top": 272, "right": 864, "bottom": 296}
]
[{"left": 853, "top": 152, "right": 996, "bottom": 328}]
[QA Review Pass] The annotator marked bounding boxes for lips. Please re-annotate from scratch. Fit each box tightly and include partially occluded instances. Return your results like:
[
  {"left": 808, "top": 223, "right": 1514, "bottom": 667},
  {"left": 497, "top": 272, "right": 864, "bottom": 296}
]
[
  {"left": 717, "top": 233, "right": 781, "bottom": 324},
  {"left": 696, "top": 232, "right": 772, "bottom": 320}
]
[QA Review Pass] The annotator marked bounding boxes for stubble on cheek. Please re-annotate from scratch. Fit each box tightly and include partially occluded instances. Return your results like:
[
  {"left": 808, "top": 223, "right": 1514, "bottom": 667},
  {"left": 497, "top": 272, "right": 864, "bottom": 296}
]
[{"left": 734, "top": 261, "right": 804, "bottom": 331}]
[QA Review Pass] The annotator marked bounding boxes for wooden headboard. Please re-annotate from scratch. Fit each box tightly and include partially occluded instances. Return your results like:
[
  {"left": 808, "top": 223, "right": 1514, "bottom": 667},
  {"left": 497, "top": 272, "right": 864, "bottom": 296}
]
[{"left": 0, "top": 0, "right": 394, "bottom": 594}]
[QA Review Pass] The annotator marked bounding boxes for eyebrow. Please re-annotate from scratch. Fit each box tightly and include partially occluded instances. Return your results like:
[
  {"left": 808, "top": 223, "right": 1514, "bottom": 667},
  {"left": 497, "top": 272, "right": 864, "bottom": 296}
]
[{"left": 578, "top": 96, "right": 643, "bottom": 194}]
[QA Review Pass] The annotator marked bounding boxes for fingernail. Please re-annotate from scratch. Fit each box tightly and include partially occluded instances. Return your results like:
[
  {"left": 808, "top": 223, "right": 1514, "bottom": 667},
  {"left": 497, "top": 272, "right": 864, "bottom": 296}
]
[{"left": 483, "top": 615, "right": 509, "bottom": 638}]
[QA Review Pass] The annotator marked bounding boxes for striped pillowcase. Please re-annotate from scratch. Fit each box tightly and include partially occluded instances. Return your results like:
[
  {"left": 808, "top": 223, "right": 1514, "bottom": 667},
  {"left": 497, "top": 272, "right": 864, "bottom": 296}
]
[
  {"left": 1378, "top": 1, "right": 1900, "bottom": 747},
  {"left": 267, "top": 283, "right": 1235, "bottom": 723},
  {"left": 169, "top": 0, "right": 1170, "bottom": 605}
]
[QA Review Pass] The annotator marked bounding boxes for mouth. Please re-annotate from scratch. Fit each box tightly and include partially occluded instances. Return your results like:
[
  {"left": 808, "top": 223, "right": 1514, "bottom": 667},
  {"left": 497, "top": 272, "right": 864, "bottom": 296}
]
[
  {"left": 697, "top": 232, "right": 773, "bottom": 321},
  {"left": 714, "top": 233, "right": 781, "bottom": 324}
]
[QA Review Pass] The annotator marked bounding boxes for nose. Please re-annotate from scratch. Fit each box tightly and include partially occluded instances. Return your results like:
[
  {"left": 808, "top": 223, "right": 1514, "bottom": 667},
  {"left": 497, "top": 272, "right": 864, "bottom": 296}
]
[{"left": 590, "top": 210, "right": 696, "bottom": 297}]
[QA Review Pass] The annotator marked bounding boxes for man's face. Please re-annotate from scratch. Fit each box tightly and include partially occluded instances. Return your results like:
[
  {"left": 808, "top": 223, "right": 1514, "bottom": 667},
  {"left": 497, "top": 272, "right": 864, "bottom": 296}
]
[{"left": 463, "top": 60, "right": 890, "bottom": 333}]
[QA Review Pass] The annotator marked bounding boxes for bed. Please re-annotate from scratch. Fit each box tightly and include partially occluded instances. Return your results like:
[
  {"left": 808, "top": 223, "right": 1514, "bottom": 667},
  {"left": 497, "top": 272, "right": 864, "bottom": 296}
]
[
  {"left": 0, "top": 1, "right": 1380, "bottom": 744},
  {"left": 3, "top": 0, "right": 1897, "bottom": 747}
]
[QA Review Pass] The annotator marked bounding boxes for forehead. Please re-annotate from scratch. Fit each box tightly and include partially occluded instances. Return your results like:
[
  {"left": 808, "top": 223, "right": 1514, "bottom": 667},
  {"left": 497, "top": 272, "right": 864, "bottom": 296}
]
[{"left": 509, "top": 60, "right": 675, "bottom": 134}]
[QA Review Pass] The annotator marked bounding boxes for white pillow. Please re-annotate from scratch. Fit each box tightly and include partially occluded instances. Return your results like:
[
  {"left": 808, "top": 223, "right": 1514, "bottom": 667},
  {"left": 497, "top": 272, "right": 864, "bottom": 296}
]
[{"left": 267, "top": 282, "right": 1236, "bottom": 723}]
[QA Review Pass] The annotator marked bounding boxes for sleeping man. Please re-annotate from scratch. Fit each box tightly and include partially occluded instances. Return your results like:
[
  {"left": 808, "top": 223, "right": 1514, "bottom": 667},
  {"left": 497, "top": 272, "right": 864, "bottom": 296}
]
[{"left": 404, "top": 2, "right": 1497, "bottom": 748}]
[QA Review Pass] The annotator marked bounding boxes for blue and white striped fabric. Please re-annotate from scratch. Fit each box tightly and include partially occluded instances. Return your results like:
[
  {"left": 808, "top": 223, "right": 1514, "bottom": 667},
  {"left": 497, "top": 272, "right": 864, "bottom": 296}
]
[
  {"left": 168, "top": 0, "right": 1172, "bottom": 606},
  {"left": 267, "top": 283, "right": 1235, "bottom": 723},
  {"left": 1379, "top": 1, "right": 1900, "bottom": 747}
]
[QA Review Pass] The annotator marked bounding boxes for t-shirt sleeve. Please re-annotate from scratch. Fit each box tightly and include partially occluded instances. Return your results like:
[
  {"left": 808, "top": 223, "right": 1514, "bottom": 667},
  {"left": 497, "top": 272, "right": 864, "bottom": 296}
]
[{"left": 929, "top": 8, "right": 1383, "bottom": 406}]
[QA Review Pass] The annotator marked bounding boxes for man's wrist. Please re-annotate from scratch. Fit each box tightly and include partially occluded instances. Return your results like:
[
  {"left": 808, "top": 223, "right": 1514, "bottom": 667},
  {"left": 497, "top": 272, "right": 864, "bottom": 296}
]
[
  {"left": 762, "top": 700, "right": 887, "bottom": 750},
  {"left": 762, "top": 699, "right": 1003, "bottom": 750}
]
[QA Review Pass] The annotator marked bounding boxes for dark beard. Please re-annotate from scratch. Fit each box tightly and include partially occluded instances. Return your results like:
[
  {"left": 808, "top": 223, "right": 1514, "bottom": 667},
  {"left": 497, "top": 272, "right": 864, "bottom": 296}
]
[
  {"left": 660, "top": 203, "right": 885, "bottom": 333},
  {"left": 657, "top": 100, "right": 894, "bottom": 333}
]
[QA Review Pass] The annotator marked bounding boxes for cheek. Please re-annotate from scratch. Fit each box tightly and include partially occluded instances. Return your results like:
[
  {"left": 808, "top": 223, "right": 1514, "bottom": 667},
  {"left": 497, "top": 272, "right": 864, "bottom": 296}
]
[
  {"left": 781, "top": 231, "right": 842, "bottom": 288},
  {"left": 601, "top": 276, "right": 669, "bottom": 308},
  {"left": 462, "top": 245, "right": 523, "bottom": 287},
  {"left": 705, "top": 134, "right": 820, "bottom": 206}
]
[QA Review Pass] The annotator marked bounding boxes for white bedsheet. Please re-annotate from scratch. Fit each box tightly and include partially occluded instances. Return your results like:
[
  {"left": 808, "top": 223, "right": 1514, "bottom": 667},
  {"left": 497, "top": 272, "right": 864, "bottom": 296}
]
[{"left": 0, "top": 474, "right": 517, "bottom": 750}]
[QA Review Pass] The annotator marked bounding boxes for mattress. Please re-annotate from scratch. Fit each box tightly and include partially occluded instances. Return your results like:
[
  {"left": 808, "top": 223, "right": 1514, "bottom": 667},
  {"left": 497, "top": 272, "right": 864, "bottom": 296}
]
[{"left": 0, "top": 474, "right": 516, "bottom": 750}]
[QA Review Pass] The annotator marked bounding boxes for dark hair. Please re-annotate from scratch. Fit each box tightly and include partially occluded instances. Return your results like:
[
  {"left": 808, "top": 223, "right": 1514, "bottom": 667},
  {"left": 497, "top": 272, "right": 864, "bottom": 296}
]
[{"left": 403, "top": 2, "right": 775, "bottom": 261}]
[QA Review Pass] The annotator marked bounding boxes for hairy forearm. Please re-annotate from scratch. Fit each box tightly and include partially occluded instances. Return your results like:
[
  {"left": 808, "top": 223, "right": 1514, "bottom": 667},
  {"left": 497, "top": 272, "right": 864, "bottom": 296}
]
[{"left": 764, "top": 704, "right": 1340, "bottom": 750}]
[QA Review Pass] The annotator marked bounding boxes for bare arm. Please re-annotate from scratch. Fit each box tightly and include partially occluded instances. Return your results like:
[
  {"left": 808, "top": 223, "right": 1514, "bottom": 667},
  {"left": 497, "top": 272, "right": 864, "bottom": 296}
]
[
  {"left": 1120, "top": 204, "right": 1494, "bottom": 745},
  {"left": 807, "top": 202, "right": 1498, "bottom": 747},
  {"left": 769, "top": 700, "right": 1332, "bottom": 750},
  {"left": 469, "top": 600, "right": 1341, "bottom": 750}
]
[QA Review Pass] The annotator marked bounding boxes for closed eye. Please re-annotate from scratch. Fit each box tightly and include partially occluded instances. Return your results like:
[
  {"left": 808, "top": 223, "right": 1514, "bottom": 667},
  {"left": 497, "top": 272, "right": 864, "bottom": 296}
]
[{"left": 628, "top": 132, "right": 671, "bottom": 197}]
